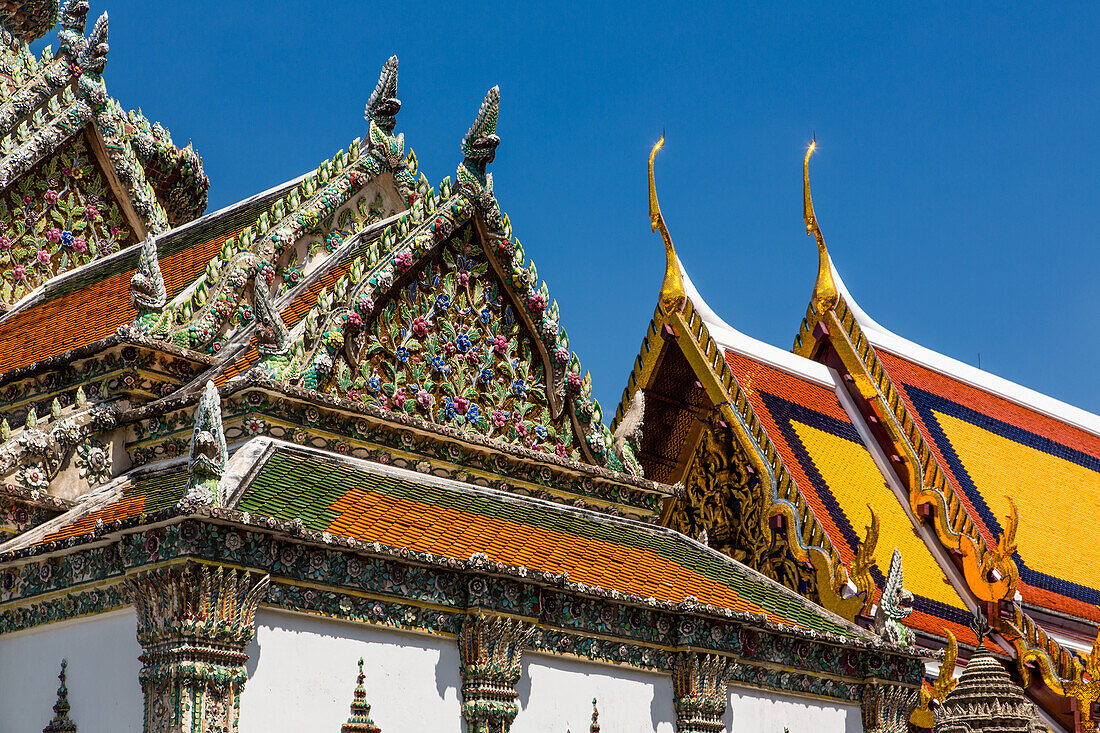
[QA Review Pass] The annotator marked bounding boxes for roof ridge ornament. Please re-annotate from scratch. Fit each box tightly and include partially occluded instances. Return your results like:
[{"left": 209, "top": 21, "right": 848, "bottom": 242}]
[
  {"left": 253, "top": 276, "right": 289, "bottom": 357},
  {"left": 130, "top": 234, "right": 166, "bottom": 319},
  {"left": 364, "top": 55, "right": 400, "bottom": 132},
  {"left": 648, "top": 137, "right": 686, "bottom": 314},
  {"left": 803, "top": 140, "right": 839, "bottom": 314},
  {"left": 459, "top": 86, "right": 500, "bottom": 185},
  {"left": 185, "top": 380, "right": 227, "bottom": 505},
  {"left": 873, "top": 547, "right": 915, "bottom": 646}
]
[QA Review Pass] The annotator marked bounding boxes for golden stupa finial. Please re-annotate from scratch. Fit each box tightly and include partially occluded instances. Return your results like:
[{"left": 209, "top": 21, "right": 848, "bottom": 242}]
[
  {"left": 649, "top": 136, "right": 686, "bottom": 314},
  {"left": 804, "top": 140, "right": 839, "bottom": 314}
]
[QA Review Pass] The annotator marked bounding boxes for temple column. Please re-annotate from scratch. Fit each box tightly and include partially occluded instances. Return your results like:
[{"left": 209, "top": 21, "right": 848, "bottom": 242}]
[
  {"left": 673, "top": 652, "right": 733, "bottom": 733},
  {"left": 457, "top": 613, "right": 536, "bottom": 733},
  {"left": 127, "top": 562, "right": 270, "bottom": 733}
]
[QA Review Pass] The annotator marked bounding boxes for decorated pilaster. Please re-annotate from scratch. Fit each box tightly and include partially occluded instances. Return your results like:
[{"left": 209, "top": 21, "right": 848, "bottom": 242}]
[
  {"left": 672, "top": 652, "right": 733, "bottom": 733},
  {"left": 457, "top": 613, "right": 536, "bottom": 733},
  {"left": 127, "top": 562, "right": 270, "bottom": 733}
]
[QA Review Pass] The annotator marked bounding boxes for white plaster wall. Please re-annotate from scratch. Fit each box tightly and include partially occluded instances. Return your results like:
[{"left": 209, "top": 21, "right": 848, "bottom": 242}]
[
  {"left": 514, "top": 652, "right": 677, "bottom": 733},
  {"left": 239, "top": 609, "right": 463, "bottom": 733},
  {"left": 0, "top": 609, "right": 143, "bottom": 733},
  {"left": 725, "top": 685, "right": 863, "bottom": 733}
]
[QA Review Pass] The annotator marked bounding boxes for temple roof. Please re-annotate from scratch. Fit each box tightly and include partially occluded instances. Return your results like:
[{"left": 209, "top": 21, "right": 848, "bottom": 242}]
[
  {"left": 827, "top": 261, "right": 1100, "bottom": 626},
  {"left": 0, "top": 178, "right": 291, "bottom": 375},
  {"left": 3, "top": 437, "right": 876, "bottom": 637},
  {"left": 679, "top": 266, "right": 976, "bottom": 645}
]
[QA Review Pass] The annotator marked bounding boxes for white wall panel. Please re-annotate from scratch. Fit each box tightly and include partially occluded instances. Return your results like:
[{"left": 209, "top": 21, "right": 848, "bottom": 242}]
[
  {"left": 514, "top": 652, "right": 677, "bottom": 733},
  {"left": 725, "top": 685, "right": 863, "bottom": 733},
  {"left": 0, "top": 609, "right": 142, "bottom": 733},
  {"left": 239, "top": 609, "right": 463, "bottom": 733}
]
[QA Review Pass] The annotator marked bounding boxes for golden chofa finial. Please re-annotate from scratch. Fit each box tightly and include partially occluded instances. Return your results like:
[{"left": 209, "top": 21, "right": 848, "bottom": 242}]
[
  {"left": 649, "top": 137, "right": 686, "bottom": 314},
  {"left": 804, "top": 140, "right": 839, "bottom": 314}
]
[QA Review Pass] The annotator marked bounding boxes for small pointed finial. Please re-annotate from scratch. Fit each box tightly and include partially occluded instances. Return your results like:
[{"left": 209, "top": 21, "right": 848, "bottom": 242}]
[
  {"left": 969, "top": 606, "right": 990, "bottom": 647},
  {"left": 590, "top": 697, "right": 600, "bottom": 733},
  {"left": 648, "top": 137, "right": 686, "bottom": 314},
  {"left": 459, "top": 86, "right": 501, "bottom": 182},
  {"left": 803, "top": 140, "right": 839, "bottom": 314},
  {"left": 341, "top": 658, "right": 381, "bottom": 733},
  {"left": 42, "top": 659, "right": 77, "bottom": 733},
  {"left": 365, "top": 56, "right": 400, "bottom": 131}
]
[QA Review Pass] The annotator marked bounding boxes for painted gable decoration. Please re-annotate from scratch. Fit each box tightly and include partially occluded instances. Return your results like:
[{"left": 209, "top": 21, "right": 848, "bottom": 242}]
[
  {"left": 136, "top": 56, "right": 413, "bottom": 353},
  {"left": 0, "top": 0, "right": 210, "bottom": 311},
  {"left": 265, "top": 88, "right": 639, "bottom": 471}
]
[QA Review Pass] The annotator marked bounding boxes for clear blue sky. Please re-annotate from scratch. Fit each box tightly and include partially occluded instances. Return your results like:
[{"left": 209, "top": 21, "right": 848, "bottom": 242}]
[{"left": 36, "top": 2, "right": 1100, "bottom": 415}]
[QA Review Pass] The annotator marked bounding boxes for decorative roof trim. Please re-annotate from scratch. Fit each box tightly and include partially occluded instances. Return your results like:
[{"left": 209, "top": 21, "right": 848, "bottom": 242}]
[
  {"left": 613, "top": 264, "right": 869, "bottom": 622},
  {"left": 829, "top": 259, "right": 1100, "bottom": 438},
  {"left": 680, "top": 262, "right": 834, "bottom": 388}
]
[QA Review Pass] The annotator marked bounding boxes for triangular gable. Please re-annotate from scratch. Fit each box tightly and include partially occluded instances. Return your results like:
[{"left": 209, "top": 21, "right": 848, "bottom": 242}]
[
  {"left": 791, "top": 145, "right": 1100, "bottom": 732},
  {"left": 261, "top": 88, "right": 629, "bottom": 473},
  {"left": 613, "top": 141, "right": 867, "bottom": 620}
]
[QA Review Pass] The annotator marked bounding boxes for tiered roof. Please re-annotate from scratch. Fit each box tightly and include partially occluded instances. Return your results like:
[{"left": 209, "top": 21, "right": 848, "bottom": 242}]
[{"left": 620, "top": 138, "right": 1100, "bottom": 732}]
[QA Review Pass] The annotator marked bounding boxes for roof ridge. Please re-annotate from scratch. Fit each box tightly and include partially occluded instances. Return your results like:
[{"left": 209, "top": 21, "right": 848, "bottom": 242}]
[
  {"left": 828, "top": 256, "right": 1100, "bottom": 437},
  {"left": 679, "top": 259, "right": 835, "bottom": 387}
]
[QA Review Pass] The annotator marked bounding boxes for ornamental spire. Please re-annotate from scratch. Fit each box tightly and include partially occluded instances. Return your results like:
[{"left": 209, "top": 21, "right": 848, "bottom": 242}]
[
  {"left": 341, "top": 659, "right": 381, "bottom": 733},
  {"left": 42, "top": 659, "right": 77, "bottom": 733},
  {"left": 590, "top": 698, "right": 600, "bottom": 733},
  {"left": 803, "top": 140, "right": 839, "bottom": 314},
  {"left": 648, "top": 137, "right": 686, "bottom": 314}
]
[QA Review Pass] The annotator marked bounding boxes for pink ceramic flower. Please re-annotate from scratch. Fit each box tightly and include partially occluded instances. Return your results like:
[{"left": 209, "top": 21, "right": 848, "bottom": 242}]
[
  {"left": 36, "top": 249, "right": 50, "bottom": 266},
  {"left": 395, "top": 251, "right": 413, "bottom": 272},
  {"left": 416, "top": 389, "right": 432, "bottom": 410},
  {"left": 72, "top": 237, "right": 86, "bottom": 253},
  {"left": 84, "top": 204, "right": 98, "bottom": 219},
  {"left": 412, "top": 316, "right": 430, "bottom": 337},
  {"left": 567, "top": 372, "right": 583, "bottom": 390},
  {"left": 0, "top": 235, "right": 10, "bottom": 251},
  {"left": 453, "top": 396, "right": 469, "bottom": 415},
  {"left": 12, "top": 265, "right": 25, "bottom": 280},
  {"left": 491, "top": 410, "right": 507, "bottom": 428},
  {"left": 492, "top": 334, "right": 508, "bottom": 355},
  {"left": 44, "top": 190, "right": 58, "bottom": 205},
  {"left": 46, "top": 227, "right": 61, "bottom": 243}
]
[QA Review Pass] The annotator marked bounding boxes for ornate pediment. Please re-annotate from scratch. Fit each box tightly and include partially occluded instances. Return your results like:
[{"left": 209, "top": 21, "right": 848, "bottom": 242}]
[{"left": 263, "top": 88, "right": 631, "bottom": 471}]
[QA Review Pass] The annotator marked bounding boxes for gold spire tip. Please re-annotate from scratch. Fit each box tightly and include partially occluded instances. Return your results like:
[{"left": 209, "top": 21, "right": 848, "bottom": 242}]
[
  {"left": 802, "top": 138, "right": 838, "bottom": 313},
  {"left": 647, "top": 135, "right": 685, "bottom": 314}
]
